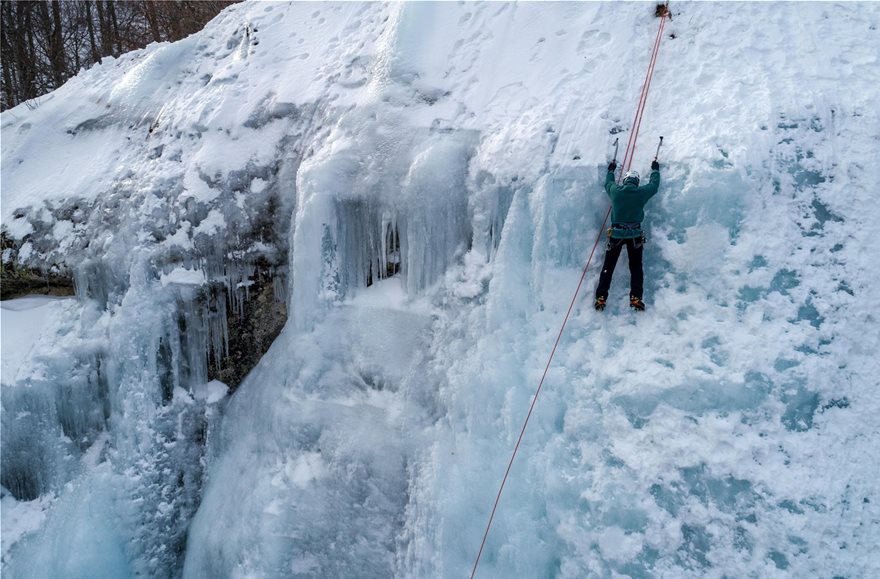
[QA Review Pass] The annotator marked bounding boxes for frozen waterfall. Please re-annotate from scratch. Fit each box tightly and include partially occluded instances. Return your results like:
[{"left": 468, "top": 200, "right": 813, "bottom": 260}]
[{"left": 2, "top": 2, "right": 879, "bottom": 578}]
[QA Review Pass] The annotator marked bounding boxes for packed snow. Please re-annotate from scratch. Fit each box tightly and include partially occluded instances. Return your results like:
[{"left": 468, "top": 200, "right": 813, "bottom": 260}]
[
  {"left": 1, "top": 297, "right": 75, "bottom": 383},
  {"left": 2, "top": 2, "right": 879, "bottom": 578}
]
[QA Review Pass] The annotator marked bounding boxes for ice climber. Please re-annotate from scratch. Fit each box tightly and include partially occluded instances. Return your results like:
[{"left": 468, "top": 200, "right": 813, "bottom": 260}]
[{"left": 594, "top": 159, "right": 660, "bottom": 311}]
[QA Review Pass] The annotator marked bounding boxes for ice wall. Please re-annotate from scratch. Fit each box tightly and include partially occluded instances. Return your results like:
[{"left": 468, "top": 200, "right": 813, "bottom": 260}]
[
  {"left": 398, "top": 4, "right": 880, "bottom": 578},
  {"left": 1, "top": 266, "right": 238, "bottom": 576},
  {"left": 2, "top": 3, "right": 302, "bottom": 574},
  {"left": 290, "top": 111, "right": 476, "bottom": 329},
  {"left": 2, "top": 2, "right": 879, "bottom": 578}
]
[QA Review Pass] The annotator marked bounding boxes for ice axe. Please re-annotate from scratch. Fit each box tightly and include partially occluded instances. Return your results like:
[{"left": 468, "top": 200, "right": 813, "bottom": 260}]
[
  {"left": 654, "top": 136, "right": 663, "bottom": 161},
  {"left": 612, "top": 137, "right": 620, "bottom": 164}
]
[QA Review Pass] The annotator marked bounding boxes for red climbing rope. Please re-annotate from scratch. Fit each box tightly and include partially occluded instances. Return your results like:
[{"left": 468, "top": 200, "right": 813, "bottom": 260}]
[
  {"left": 622, "top": 13, "right": 667, "bottom": 174},
  {"left": 469, "top": 8, "right": 669, "bottom": 578}
]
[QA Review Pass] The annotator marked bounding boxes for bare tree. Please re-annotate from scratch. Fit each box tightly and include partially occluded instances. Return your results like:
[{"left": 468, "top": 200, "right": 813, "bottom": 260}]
[
  {"left": 1, "top": 2, "right": 43, "bottom": 107},
  {"left": 84, "top": 1, "right": 99, "bottom": 63},
  {"left": 49, "top": 1, "right": 67, "bottom": 85}
]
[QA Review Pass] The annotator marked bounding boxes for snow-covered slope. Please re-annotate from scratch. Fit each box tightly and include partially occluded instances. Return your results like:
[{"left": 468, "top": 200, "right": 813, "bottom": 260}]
[{"left": 2, "top": 2, "right": 879, "bottom": 577}]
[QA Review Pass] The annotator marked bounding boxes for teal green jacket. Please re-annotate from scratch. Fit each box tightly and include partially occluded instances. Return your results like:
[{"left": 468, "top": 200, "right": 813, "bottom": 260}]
[{"left": 604, "top": 169, "right": 660, "bottom": 238}]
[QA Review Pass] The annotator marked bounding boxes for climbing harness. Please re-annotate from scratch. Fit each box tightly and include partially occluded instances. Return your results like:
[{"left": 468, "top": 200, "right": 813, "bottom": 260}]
[
  {"left": 606, "top": 235, "right": 646, "bottom": 251},
  {"left": 469, "top": 6, "right": 671, "bottom": 578}
]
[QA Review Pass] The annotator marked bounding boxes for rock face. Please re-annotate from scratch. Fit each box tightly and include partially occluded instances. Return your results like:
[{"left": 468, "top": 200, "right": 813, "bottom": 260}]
[
  {"left": 208, "top": 262, "right": 287, "bottom": 391},
  {"left": 1, "top": 234, "right": 74, "bottom": 300},
  {"left": 0, "top": 266, "right": 75, "bottom": 301}
]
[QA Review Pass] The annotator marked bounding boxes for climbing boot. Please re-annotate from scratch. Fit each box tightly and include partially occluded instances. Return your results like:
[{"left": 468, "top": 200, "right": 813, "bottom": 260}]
[
  {"left": 594, "top": 296, "right": 606, "bottom": 311},
  {"left": 629, "top": 295, "right": 646, "bottom": 311}
]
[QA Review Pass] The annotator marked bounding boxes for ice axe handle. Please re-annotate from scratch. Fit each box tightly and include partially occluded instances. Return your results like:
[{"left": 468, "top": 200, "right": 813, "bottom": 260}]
[
  {"left": 613, "top": 137, "right": 619, "bottom": 163},
  {"left": 654, "top": 136, "right": 664, "bottom": 160}
]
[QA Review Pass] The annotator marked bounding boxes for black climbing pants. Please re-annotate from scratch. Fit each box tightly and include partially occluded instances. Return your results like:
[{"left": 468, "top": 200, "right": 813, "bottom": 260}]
[{"left": 594, "top": 236, "right": 644, "bottom": 300}]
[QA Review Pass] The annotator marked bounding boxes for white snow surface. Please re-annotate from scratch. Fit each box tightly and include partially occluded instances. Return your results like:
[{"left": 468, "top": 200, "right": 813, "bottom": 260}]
[
  {"left": 159, "top": 266, "right": 207, "bottom": 287},
  {"left": 193, "top": 379, "right": 229, "bottom": 405},
  {"left": 1, "top": 297, "right": 75, "bottom": 385},
  {"left": 2, "top": 2, "right": 880, "bottom": 578}
]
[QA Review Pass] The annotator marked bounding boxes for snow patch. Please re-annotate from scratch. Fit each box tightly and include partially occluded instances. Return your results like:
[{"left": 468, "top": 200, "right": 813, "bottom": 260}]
[
  {"left": 158, "top": 266, "right": 206, "bottom": 287},
  {"left": 1, "top": 296, "right": 74, "bottom": 385},
  {"left": 193, "top": 379, "right": 228, "bottom": 405}
]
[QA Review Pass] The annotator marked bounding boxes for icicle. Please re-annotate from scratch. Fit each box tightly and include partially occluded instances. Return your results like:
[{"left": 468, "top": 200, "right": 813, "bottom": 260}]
[{"left": 399, "top": 135, "right": 473, "bottom": 294}]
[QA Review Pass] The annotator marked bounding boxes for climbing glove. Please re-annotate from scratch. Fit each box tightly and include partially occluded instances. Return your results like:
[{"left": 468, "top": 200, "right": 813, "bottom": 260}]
[
  {"left": 608, "top": 161, "right": 617, "bottom": 172},
  {"left": 651, "top": 160, "right": 660, "bottom": 170}
]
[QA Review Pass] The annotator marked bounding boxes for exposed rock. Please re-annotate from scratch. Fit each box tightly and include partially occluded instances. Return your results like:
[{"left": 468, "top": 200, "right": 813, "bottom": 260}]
[
  {"left": 209, "top": 264, "right": 287, "bottom": 391},
  {"left": 1, "top": 233, "right": 75, "bottom": 300}
]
